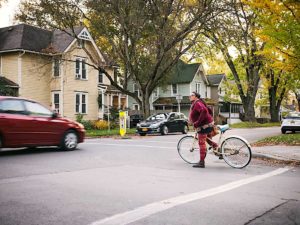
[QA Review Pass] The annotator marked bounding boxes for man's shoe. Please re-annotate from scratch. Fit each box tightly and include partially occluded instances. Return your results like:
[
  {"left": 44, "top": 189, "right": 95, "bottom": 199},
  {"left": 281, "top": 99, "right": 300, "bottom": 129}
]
[
  {"left": 192, "top": 160, "right": 205, "bottom": 168},
  {"left": 219, "top": 155, "right": 223, "bottom": 160}
]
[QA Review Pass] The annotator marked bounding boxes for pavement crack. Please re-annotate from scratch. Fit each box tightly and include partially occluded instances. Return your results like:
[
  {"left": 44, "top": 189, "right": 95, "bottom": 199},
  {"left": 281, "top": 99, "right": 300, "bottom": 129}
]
[{"left": 244, "top": 199, "right": 298, "bottom": 225}]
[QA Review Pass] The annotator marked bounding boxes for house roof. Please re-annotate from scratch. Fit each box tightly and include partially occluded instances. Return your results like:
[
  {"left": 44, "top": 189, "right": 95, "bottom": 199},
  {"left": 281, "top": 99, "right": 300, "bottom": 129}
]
[
  {"left": 0, "top": 24, "right": 52, "bottom": 52},
  {"left": 0, "top": 24, "right": 84, "bottom": 54},
  {"left": 51, "top": 27, "right": 84, "bottom": 52},
  {"left": 0, "top": 76, "right": 19, "bottom": 88},
  {"left": 207, "top": 73, "right": 225, "bottom": 86},
  {"left": 168, "top": 60, "right": 201, "bottom": 84}
]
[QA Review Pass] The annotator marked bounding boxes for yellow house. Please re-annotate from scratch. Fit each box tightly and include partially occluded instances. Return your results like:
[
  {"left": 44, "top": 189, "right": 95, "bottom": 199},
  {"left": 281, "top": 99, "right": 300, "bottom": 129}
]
[{"left": 0, "top": 24, "right": 127, "bottom": 121}]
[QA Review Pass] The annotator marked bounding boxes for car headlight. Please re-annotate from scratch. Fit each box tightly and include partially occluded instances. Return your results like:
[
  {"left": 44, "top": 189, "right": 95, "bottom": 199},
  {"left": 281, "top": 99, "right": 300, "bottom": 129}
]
[{"left": 136, "top": 123, "right": 141, "bottom": 128}]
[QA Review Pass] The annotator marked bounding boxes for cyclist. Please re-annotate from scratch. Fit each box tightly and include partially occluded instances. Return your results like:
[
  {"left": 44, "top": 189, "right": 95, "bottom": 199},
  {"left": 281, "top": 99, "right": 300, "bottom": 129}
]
[{"left": 189, "top": 91, "right": 218, "bottom": 168}]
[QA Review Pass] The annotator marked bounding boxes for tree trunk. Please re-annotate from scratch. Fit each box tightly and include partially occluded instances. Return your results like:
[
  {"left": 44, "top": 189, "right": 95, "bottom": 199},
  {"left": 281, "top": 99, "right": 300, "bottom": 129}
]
[
  {"left": 269, "top": 87, "right": 280, "bottom": 122},
  {"left": 243, "top": 98, "right": 256, "bottom": 122},
  {"left": 141, "top": 93, "right": 151, "bottom": 119}
]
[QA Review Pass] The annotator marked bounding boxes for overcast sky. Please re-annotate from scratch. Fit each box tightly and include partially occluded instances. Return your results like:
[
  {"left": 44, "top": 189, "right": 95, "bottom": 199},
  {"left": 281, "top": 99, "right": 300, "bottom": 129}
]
[{"left": 0, "top": 0, "right": 21, "bottom": 28}]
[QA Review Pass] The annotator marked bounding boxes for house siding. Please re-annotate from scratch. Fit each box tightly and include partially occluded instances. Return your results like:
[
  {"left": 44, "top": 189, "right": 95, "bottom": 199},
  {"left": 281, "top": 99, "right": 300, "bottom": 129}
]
[
  {"left": 21, "top": 53, "right": 52, "bottom": 105},
  {"left": 61, "top": 42, "right": 99, "bottom": 120},
  {"left": 1, "top": 53, "right": 19, "bottom": 85}
]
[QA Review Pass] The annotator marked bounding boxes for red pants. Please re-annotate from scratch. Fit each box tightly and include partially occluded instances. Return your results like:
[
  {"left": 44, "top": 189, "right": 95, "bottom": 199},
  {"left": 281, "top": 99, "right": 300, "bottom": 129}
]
[{"left": 198, "top": 133, "right": 218, "bottom": 161}]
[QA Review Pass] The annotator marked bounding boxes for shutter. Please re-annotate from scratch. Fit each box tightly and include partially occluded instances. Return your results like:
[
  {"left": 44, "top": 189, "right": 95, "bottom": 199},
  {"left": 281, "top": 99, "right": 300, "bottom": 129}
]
[{"left": 76, "top": 59, "right": 80, "bottom": 75}]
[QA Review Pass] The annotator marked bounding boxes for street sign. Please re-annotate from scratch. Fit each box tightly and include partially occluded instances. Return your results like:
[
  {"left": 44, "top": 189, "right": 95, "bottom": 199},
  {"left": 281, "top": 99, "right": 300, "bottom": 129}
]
[{"left": 176, "top": 94, "right": 182, "bottom": 113}]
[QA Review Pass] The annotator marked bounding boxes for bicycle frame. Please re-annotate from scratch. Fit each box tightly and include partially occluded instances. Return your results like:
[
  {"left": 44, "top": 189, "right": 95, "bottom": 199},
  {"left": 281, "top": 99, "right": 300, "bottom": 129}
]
[{"left": 191, "top": 126, "right": 247, "bottom": 157}]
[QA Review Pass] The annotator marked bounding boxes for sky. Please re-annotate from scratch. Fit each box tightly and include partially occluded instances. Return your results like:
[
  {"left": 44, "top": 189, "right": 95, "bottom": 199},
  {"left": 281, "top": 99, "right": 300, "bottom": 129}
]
[{"left": 0, "top": 0, "right": 21, "bottom": 28}]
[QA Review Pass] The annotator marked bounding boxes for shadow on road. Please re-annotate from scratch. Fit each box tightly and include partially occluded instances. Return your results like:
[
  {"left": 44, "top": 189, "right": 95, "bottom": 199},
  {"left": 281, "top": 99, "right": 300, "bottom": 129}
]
[{"left": 0, "top": 147, "right": 82, "bottom": 156}]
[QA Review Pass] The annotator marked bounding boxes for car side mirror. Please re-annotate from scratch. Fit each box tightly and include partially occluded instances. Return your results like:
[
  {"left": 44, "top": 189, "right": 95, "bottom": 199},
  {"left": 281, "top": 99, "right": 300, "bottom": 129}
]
[{"left": 52, "top": 112, "right": 58, "bottom": 118}]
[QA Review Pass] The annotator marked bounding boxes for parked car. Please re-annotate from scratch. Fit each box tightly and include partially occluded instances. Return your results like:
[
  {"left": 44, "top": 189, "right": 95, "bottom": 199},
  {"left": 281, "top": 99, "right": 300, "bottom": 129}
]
[
  {"left": 136, "top": 112, "right": 188, "bottom": 136},
  {"left": 129, "top": 114, "right": 144, "bottom": 128},
  {"left": 0, "top": 96, "right": 85, "bottom": 150},
  {"left": 281, "top": 112, "right": 300, "bottom": 134}
]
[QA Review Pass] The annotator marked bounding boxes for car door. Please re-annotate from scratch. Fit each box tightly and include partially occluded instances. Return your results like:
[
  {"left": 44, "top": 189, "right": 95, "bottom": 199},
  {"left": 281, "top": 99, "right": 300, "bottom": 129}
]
[
  {"left": 23, "top": 100, "right": 65, "bottom": 145},
  {"left": 167, "top": 113, "right": 177, "bottom": 132},
  {"left": 0, "top": 98, "right": 33, "bottom": 147},
  {"left": 173, "top": 113, "right": 183, "bottom": 132}
]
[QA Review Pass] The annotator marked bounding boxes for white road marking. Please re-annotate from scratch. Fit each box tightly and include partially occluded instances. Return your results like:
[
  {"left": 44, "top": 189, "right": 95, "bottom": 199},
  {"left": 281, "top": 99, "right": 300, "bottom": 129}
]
[
  {"left": 83, "top": 143, "right": 175, "bottom": 149},
  {"left": 89, "top": 167, "right": 291, "bottom": 225}
]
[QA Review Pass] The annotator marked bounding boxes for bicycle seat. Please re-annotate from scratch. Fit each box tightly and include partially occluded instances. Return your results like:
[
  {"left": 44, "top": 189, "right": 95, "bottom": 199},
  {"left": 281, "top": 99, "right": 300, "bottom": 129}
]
[{"left": 217, "top": 124, "right": 230, "bottom": 133}]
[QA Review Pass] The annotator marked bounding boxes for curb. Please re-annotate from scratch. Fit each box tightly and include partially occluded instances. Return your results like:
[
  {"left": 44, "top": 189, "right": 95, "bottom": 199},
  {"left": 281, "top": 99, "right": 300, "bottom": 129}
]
[{"left": 252, "top": 153, "right": 300, "bottom": 164}]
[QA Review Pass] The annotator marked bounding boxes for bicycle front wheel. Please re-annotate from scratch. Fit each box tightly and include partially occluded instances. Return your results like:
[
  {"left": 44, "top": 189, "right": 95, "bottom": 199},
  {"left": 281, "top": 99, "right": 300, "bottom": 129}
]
[
  {"left": 221, "top": 137, "right": 252, "bottom": 169},
  {"left": 177, "top": 135, "right": 199, "bottom": 164}
]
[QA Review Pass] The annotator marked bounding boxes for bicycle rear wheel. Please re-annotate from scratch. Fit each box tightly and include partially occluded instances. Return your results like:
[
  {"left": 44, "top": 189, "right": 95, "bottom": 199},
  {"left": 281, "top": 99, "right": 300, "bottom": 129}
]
[
  {"left": 221, "top": 137, "right": 252, "bottom": 169},
  {"left": 177, "top": 135, "right": 199, "bottom": 164}
]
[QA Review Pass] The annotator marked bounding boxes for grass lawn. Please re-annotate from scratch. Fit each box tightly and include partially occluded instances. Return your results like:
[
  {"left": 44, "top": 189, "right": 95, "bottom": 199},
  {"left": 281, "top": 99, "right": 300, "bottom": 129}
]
[
  {"left": 254, "top": 133, "right": 300, "bottom": 146},
  {"left": 86, "top": 128, "right": 137, "bottom": 137},
  {"left": 230, "top": 122, "right": 280, "bottom": 128}
]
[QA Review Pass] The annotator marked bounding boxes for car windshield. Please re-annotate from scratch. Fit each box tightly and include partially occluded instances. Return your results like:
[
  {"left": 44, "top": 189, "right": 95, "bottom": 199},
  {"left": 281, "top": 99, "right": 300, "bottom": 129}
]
[
  {"left": 286, "top": 113, "right": 300, "bottom": 120},
  {"left": 146, "top": 113, "right": 167, "bottom": 121}
]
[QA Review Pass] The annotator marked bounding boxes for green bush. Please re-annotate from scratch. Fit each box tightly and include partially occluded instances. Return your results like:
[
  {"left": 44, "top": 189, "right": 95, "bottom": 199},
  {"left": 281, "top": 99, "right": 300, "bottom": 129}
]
[{"left": 80, "top": 120, "right": 94, "bottom": 130}]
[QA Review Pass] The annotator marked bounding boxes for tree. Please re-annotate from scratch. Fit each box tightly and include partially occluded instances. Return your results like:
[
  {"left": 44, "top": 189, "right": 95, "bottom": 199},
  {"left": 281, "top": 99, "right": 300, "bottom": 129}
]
[
  {"left": 198, "top": 0, "right": 265, "bottom": 121},
  {"left": 247, "top": 0, "right": 300, "bottom": 120},
  {"left": 16, "top": 0, "right": 223, "bottom": 118}
]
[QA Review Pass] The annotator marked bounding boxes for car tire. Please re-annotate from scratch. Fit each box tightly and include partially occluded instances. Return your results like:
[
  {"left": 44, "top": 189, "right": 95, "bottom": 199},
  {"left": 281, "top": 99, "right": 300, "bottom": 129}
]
[
  {"left": 281, "top": 129, "right": 286, "bottom": 134},
  {"left": 60, "top": 130, "right": 78, "bottom": 151},
  {"left": 161, "top": 125, "right": 169, "bottom": 135},
  {"left": 182, "top": 125, "right": 188, "bottom": 134},
  {"left": 139, "top": 133, "right": 146, "bottom": 136}
]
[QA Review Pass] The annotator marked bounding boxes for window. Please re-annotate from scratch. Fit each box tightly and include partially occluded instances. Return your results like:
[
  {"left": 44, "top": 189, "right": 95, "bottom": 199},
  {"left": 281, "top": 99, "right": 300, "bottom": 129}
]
[
  {"left": 23, "top": 101, "right": 52, "bottom": 117},
  {"left": 75, "top": 58, "right": 87, "bottom": 80},
  {"left": 77, "top": 39, "right": 85, "bottom": 48},
  {"left": 171, "top": 84, "right": 177, "bottom": 95},
  {"left": 0, "top": 99, "right": 25, "bottom": 115},
  {"left": 153, "top": 87, "right": 159, "bottom": 97},
  {"left": 53, "top": 58, "right": 60, "bottom": 77},
  {"left": 75, "top": 92, "right": 88, "bottom": 114},
  {"left": 133, "top": 104, "right": 139, "bottom": 110},
  {"left": 98, "top": 71, "right": 104, "bottom": 83},
  {"left": 196, "top": 82, "right": 201, "bottom": 93},
  {"left": 133, "top": 83, "right": 141, "bottom": 96},
  {"left": 52, "top": 92, "right": 60, "bottom": 113}
]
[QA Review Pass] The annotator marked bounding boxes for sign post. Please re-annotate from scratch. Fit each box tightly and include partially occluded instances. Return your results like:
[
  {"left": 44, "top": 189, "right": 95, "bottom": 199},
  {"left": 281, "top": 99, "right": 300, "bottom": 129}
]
[
  {"left": 176, "top": 94, "right": 183, "bottom": 113},
  {"left": 119, "top": 111, "right": 126, "bottom": 137}
]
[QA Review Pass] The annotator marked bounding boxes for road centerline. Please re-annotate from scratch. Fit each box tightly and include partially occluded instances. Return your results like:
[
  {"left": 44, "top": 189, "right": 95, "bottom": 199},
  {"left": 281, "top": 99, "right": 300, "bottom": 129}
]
[{"left": 88, "top": 167, "right": 291, "bottom": 225}]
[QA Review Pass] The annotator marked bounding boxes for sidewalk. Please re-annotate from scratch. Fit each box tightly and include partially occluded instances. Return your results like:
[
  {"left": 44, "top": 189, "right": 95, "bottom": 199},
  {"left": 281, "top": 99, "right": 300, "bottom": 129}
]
[{"left": 251, "top": 145, "right": 300, "bottom": 163}]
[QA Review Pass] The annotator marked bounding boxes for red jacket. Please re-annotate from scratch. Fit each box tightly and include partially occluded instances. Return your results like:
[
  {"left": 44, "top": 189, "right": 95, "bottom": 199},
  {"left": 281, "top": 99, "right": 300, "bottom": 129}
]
[{"left": 189, "top": 100, "right": 213, "bottom": 128}]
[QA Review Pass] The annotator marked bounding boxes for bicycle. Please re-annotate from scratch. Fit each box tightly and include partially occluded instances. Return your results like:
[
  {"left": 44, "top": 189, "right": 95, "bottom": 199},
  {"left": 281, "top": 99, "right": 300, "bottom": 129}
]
[{"left": 177, "top": 124, "right": 252, "bottom": 169}]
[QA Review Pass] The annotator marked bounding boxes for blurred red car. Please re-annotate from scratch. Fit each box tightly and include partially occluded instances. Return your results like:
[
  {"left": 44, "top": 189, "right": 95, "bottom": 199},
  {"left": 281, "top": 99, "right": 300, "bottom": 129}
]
[{"left": 0, "top": 96, "right": 85, "bottom": 150}]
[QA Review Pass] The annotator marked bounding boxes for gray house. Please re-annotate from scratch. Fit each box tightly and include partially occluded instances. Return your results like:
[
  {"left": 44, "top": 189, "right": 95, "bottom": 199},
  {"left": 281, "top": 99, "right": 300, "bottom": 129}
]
[{"left": 127, "top": 60, "right": 224, "bottom": 118}]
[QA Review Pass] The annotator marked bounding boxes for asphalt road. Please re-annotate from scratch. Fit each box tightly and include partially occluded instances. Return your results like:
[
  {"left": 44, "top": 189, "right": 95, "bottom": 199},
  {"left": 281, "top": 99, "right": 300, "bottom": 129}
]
[{"left": 0, "top": 127, "right": 299, "bottom": 225}]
